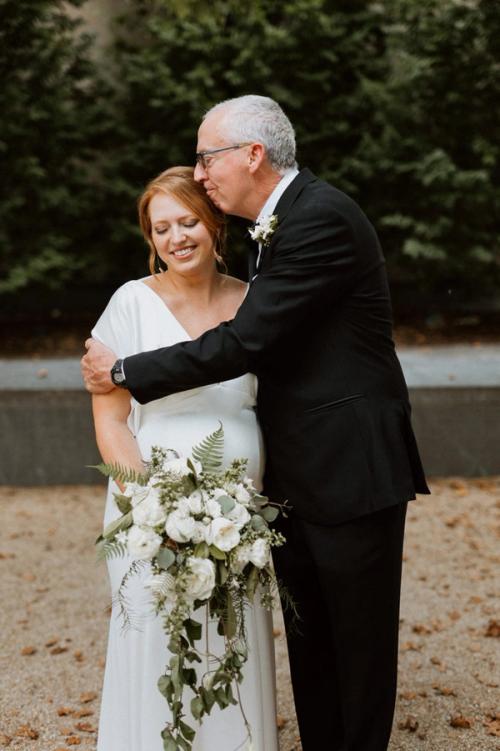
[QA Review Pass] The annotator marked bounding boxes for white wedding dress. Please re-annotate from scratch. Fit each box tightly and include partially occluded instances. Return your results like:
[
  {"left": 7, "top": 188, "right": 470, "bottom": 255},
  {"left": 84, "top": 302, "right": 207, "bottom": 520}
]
[{"left": 92, "top": 279, "right": 278, "bottom": 751}]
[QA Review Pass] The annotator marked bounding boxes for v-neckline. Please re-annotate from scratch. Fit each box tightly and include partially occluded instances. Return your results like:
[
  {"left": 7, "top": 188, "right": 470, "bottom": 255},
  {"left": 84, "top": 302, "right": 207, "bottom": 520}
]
[
  {"left": 137, "top": 280, "right": 194, "bottom": 341},
  {"left": 136, "top": 278, "right": 250, "bottom": 342}
]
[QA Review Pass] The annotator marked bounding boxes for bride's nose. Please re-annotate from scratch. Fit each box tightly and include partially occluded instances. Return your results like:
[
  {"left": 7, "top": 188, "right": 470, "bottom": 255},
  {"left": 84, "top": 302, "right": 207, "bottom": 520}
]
[{"left": 170, "top": 225, "right": 187, "bottom": 245}]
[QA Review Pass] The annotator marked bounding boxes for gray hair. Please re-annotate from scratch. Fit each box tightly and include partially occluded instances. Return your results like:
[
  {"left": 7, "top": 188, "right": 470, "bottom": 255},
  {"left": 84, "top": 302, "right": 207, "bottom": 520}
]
[{"left": 204, "top": 95, "right": 297, "bottom": 174}]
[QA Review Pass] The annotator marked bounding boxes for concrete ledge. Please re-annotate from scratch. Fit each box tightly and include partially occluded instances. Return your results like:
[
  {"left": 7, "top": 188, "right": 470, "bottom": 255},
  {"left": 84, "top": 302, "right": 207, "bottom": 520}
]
[
  {"left": 1, "top": 347, "right": 499, "bottom": 484},
  {"left": 0, "top": 390, "right": 103, "bottom": 485}
]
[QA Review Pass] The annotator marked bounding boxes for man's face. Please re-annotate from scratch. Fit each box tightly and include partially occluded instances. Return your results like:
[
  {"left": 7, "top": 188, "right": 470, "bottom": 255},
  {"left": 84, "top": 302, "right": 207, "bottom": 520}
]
[{"left": 194, "top": 112, "right": 253, "bottom": 218}]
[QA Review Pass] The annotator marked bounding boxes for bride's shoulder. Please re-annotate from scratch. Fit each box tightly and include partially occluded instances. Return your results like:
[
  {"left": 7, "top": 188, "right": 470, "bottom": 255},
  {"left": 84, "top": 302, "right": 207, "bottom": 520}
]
[
  {"left": 221, "top": 275, "right": 248, "bottom": 302},
  {"left": 107, "top": 277, "right": 150, "bottom": 303}
]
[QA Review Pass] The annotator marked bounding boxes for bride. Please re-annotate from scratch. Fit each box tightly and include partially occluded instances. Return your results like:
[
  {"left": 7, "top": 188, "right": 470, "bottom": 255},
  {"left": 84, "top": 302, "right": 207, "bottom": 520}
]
[{"left": 91, "top": 166, "right": 278, "bottom": 751}]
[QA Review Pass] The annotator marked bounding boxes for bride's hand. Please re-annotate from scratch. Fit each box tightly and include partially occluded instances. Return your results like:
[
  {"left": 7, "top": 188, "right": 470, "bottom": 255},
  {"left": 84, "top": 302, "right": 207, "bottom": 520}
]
[{"left": 81, "top": 338, "right": 117, "bottom": 394}]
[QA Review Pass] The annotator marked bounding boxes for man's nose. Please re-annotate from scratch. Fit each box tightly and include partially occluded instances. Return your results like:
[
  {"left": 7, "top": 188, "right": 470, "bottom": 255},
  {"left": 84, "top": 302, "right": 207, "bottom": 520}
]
[{"left": 194, "top": 161, "right": 206, "bottom": 183}]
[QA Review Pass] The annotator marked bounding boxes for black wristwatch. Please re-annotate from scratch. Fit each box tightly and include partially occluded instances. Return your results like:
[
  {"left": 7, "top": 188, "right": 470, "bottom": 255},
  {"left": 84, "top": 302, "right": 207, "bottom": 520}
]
[{"left": 110, "top": 358, "right": 127, "bottom": 388}]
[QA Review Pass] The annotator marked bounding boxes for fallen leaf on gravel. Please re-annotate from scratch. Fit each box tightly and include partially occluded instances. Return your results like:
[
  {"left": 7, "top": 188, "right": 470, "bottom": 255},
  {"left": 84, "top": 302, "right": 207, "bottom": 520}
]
[
  {"left": 485, "top": 619, "right": 500, "bottom": 637},
  {"left": 276, "top": 715, "right": 287, "bottom": 729},
  {"left": 73, "top": 650, "right": 84, "bottom": 662},
  {"left": 401, "top": 641, "right": 421, "bottom": 651},
  {"left": 79, "top": 692, "right": 97, "bottom": 704},
  {"left": 65, "top": 737, "right": 81, "bottom": 746},
  {"left": 54, "top": 748, "right": 71, "bottom": 751},
  {"left": 20, "top": 646, "right": 37, "bottom": 656},
  {"left": 400, "top": 691, "right": 417, "bottom": 700},
  {"left": 448, "top": 610, "right": 461, "bottom": 621},
  {"left": 57, "top": 707, "right": 73, "bottom": 716},
  {"left": 15, "top": 725, "right": 39, "bottom": 739},
  {"left": 449, "top": 480, "right": 468, "bottom": 494},
  {"left": 484, "top": 714, "right": 500, "bottom": 737},
  {"left": 412, "top": 623, "right": 432, "bottom": 635},
  {"left": 0, "top": 733, "right": 12, "bottom": 746},
  {"left": 21, "top": 572, "right": 36, "bottom": 582},
  {"left": 450, "top": 715, "right": 474, "bottom": 728},
  {"left": 432, "top": 684, "right": 456, "bottom": 696},
  {"left": 398, "top": 716, "right": 419, "bottom": 732},
  {"left": 74, "top": 722, "right": 95, "bottom": 733},
  {"left": 45, "top": 638, "right": 59, "bottom": 647},
  {"left": 50, "top": 646, "right": 69, "bottom": 655},
  {"left": 0, "top": 552, "right": 15, "bottom": 559},
  {"left": 59, "top": 726, "right": 74, "bottom": 735},
  {"left": 73, "top": 709, "right": 94, "bottom": 718}
]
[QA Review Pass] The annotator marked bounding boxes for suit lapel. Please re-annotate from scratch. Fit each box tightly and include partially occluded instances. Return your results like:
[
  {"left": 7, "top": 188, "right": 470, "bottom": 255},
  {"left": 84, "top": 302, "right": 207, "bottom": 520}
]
[{"left": 255, "top": 168, "right": 317, "bottom": 273}]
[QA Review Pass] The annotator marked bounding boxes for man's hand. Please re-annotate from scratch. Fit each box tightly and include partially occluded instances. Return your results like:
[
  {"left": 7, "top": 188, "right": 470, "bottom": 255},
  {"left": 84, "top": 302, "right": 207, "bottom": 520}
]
[{"left": 81, "top": 338, "right": 117, "bottom": 394}]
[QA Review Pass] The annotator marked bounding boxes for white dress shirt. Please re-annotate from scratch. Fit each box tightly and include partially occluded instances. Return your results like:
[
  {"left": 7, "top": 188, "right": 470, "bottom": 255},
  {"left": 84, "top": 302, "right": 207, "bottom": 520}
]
[{"left": 254, "top": 167, "right": 299, "bottom": 271}]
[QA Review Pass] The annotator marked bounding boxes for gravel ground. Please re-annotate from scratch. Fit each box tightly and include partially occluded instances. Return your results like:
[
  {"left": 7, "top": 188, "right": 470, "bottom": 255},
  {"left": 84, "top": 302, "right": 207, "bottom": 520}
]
[{"left": 0, "top": 479, "right": 499, "bottom": 751}]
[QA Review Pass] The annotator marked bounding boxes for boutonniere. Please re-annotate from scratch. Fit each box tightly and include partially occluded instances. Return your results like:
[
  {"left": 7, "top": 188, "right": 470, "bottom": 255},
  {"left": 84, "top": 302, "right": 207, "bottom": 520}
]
[{"left": 248, "top": 214, "right": 278, "bottom": 247}]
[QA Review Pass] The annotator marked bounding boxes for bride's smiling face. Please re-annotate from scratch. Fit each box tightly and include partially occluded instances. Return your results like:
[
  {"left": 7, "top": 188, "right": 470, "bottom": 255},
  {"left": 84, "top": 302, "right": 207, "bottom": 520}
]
[{"left": 149, "top": 192, "right": 215, "bottom": 274}]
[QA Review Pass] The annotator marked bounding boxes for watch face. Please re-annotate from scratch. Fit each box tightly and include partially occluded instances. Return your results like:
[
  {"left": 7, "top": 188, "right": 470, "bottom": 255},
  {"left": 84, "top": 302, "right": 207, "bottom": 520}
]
[{"left": 112, "top": 362, "right": 125, "bottom": 385}]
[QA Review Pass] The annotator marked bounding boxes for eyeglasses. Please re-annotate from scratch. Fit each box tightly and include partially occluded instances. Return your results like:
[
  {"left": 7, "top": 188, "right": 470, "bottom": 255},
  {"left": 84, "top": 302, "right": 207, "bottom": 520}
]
[{"left": 195, "top": 143, "right": 250, "bottom": 170}]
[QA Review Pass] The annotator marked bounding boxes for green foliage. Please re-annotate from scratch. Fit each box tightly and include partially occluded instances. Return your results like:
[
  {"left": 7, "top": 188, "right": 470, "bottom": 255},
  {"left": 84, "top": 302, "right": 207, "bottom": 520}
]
[
  {"left": 90, "top": 461, "right": 148, "bottom": 486},
  {"left": 191, "top": 422, "right": 224, "bottom": 472},
  {"left": 0, "top": 0, "right": 114, "bottom": 294},
  {"left": 1, "top": 0, "right": 498, "bottom": 305},
  {"left": 364, "top": 0, "right": 500, "bottom": 293}
]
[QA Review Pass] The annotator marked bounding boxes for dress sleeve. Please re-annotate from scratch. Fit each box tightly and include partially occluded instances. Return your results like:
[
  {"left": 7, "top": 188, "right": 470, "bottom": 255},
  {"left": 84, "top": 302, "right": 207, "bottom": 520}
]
[{"left": 91, "top": 284, "right": 135, "bottom": 358}]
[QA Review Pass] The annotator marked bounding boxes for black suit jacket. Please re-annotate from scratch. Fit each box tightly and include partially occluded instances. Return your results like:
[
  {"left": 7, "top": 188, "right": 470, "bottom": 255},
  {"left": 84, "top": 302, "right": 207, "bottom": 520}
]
[{"left": 125, "top": 169, "right": 430, "bottom": 524}]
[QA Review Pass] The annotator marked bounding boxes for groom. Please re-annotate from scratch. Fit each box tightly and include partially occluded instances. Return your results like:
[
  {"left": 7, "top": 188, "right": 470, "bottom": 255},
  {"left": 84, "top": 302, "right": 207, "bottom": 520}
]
[{"left": 82, "top": 95, "right": 429, "bottom": 750}]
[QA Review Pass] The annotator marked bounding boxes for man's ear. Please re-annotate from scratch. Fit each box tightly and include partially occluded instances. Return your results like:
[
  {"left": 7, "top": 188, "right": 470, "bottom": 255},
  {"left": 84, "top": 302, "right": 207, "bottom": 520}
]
[{"left": 247, "top": 143, "right": 266, "bottom": 174}]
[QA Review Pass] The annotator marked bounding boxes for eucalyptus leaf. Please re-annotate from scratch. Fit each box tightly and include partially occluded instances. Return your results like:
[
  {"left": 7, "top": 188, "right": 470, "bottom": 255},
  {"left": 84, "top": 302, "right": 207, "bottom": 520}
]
[
  {"left": 209, "top": 545, "right": 226, "bottom": 561},
  {"left": 193, "top": 541, "right": 209, "bottom": 558},
  {"left": 179, "top": 720, "right": 196, "bottom": 742},
  {"left": 260, "top": 505, "right": 279, "bottom": 523},
  {"left": 190, "top": 695, "right": 204, "bottom": 720},
  {"left": 162, "top": 734, "right": 177, "bottom": 751},
  {"left": 201, "top": 687, "right": 215, "bottom": 712},
  {"left": 156, "top": 547, "right": 176, "bottom": 570},
  {"left": 216, "top": 495, "right": 235, "bottom": 514},
  {"left": 102, "top": 510, "right": 133, "bottom": 540},
  {"left": 113, "top": 493, "right": 132, "bottom": 514},
  {"left": 251, "top": 514, "right": 267, "bottom": 532},
  {"left": 184, "top": 618, "right": 202, "bottom": 645}
]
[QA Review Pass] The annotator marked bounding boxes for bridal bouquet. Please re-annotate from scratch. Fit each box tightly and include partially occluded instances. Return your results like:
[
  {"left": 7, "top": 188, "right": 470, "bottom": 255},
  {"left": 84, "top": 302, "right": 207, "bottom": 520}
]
[{"left": 94, "top": 423, "right": 286, "bottom": 751}]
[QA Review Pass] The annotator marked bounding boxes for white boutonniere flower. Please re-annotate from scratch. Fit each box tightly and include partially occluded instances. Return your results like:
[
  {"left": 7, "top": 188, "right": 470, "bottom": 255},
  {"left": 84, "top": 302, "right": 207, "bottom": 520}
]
[{"left": 249, "top": 214, "right": 278, "bottom": 247}]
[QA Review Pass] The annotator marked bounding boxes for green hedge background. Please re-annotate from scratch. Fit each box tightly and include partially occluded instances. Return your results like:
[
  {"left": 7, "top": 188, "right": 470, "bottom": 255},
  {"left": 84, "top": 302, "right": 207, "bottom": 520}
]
[{"left": 1, "top": 0, "right": 499, "bottom": 317}]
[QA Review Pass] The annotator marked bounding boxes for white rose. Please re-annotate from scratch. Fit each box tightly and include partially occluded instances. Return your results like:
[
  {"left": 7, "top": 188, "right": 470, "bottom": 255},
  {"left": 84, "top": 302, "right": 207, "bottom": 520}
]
[
  {"left": 227, "top": 502, "right": 251, "bottom": 529},
  {"left": 211, "top": 487, "right": 228, "bottom": 500},
  {"left": 187, "top": 490, "right": 203, "bottom": 515},
  {"left": 132, "top": 490, "right": 167, "bottom": 528},
  {"left": 206, "top": 517, "right": 240, "bottom": 552},
  {"left": 165, "top": 510, "right": 196, "bottom": 543},
  {"left": 191, "top": 521, "right": 208, "bottom": 544},
  {"left": 164, "top": 457, "right": 201, "bottom": 477},
  {"left": 127, "top": 525, "right": 162, "bottom": 560},
  {"left": 205, "top": 498, "right": 222, "bottom": 519},
  {"left": 184, "top": 557, "right": 216, "bottom": 602},
  {"left": 176, "top": 496, "right": 191, "bottom": 516},
  {"left": 248, "top": 538, "right": 270, "bottom": 569},
  {"left": 232, "top": 543, "right": 252, "bottom": 573},
  {"left": 234, "top": 484, "right": 251, "bottom": 505}
]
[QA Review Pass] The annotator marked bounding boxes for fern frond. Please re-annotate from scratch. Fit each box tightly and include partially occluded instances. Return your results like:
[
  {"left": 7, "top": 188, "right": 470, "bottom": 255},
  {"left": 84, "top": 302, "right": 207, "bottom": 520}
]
[
  {"left": 113, "top": 560, "right": 148, "bottom": 633},
  {"left": 191, "top": 422, "right": 224, "bottom": 472},
  {"left": 88, "top": 461, "right": 148, "bottom": 486},
  {"left": 96, "top": 539, "right": 128, "bottom": 562}
]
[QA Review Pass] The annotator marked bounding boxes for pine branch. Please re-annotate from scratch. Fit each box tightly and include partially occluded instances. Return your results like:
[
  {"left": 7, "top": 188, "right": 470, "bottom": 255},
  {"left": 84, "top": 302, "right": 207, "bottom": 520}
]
[{"left": 191, "top": 422, "right": 224, "bottom": 472}]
